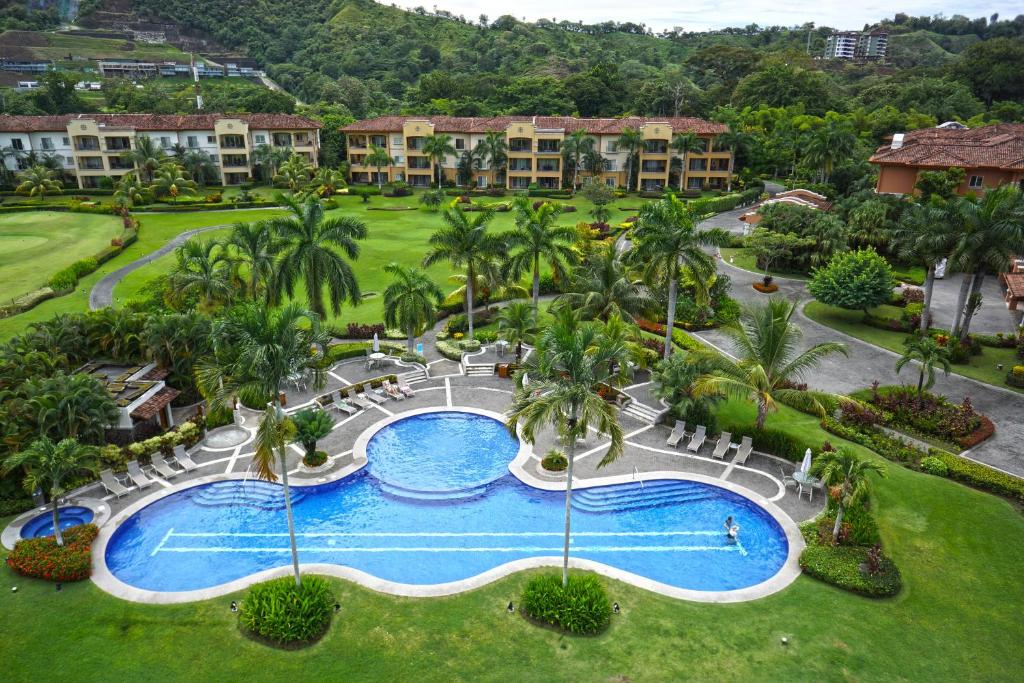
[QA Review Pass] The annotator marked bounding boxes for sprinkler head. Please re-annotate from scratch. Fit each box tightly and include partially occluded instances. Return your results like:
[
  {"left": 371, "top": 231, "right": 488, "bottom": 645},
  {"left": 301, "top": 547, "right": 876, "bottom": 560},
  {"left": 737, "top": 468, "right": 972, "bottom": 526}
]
[
  {"left": 781, "top": 637, "right": 789, "bottom": 646},
  {"left": 55, "top": 583, "right": 62, "bottom": 592},
  {"left": 334, "top": 603, "right": 341, "bottom": 613}
]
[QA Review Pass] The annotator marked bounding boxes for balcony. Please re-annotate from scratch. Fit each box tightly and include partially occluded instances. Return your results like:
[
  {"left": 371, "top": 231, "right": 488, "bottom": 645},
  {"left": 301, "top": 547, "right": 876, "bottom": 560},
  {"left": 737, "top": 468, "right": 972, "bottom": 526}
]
[
  {"left": 222, "top": 155, "right": 249, "bottom": 169},
  {"left": 509, "top": 161, "right": 532, "bottom": 172},
  {"left": 78, "top": 159, "right": 104, "bottom": 171},
  {"left": 641, "top": 162, "right": 667, "bottom": 173},
  {"left": 536, "top": 141, "right": 560, "bottom": 154},
  {"left": 509, "top": 138, "right": 532, "bottom": 153},
  {"left": 220, "top": 135, "right": 246, "bottom": 149},
  {"left": 272, "top": 134, "right": 293, "bottom": 147},
  {"left": 104, "top": 137, "right": 132, "bottom": 152},
  {"left": 407, "top": 158, "right": 430, "bottom": 170},
  {"left": 643, "top": 142, "right": 668, "bottom": 154},
  {"left": 537, "top": 163, "right": 560, "bottom": 174},
  {"left": 689, "top": 159, "right": 708, "bottom": 171},
  {"left": 75, "top": 139, "right": 100, "bottom": 152},
  {"left": 108, "top": 158, "right": 132, "bottom": 170}
]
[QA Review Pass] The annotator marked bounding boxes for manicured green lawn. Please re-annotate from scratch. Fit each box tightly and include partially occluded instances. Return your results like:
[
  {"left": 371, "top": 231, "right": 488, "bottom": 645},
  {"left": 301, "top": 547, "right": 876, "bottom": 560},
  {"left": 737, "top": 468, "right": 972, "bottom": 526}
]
[
  {"left": 1, "top": 400, "right": 1022, "bottom": 680},
  {"left": 804, "top": 301, "right": 1023, "bottom": 393},
  {"left": 0, "top": 212, "right": 122, "bottom": 300},
  {"left": 719, "top": 247, "right": 809, "bottom": 281}
]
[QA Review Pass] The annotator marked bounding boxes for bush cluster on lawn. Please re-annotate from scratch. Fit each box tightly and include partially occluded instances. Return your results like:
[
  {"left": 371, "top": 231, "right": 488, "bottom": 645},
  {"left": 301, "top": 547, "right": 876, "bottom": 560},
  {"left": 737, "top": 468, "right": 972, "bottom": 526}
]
[
  {"left": 520, "top": 573, "right": 611, "bottom": 635},
  {"left": 344, "top": 322, "right": 386, "bottom": 339},
  {"left": 856, "top": 384, "right": 991, "bottom": 448},
  {"left": 239, "top": 576, "right": 335, "bottom": 647},
  {"left": 7, "top": 524, "right": 100, "bottom": 582},
  {"left": 799, "top": 533, "right": 902, "bottom": 598},
  {"left": 541, "top": 450, "right": 568, "bottom": 471},
  {"left": 715, "top": 420, "right": 809, "bottom": 461}
]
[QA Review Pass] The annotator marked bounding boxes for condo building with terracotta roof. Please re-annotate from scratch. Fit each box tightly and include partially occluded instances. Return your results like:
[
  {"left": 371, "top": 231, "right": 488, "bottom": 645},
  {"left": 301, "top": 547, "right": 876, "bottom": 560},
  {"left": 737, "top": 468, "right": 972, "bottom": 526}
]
[
  {"left": 340, "top": 115, "right": 732, "bottom": 191},
  {"left": 0, "top": 113, "right": 321, "bottom": 188},
  {"left": 869, "top": 123, "right": 1024, "bottom": 196}
]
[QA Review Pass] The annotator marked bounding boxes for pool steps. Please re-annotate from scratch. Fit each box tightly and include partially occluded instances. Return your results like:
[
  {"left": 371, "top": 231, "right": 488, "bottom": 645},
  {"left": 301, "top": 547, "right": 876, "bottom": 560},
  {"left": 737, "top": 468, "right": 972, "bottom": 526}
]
[
  {"left": 377, "top": 480, "right": 490, "bottom": 503},
  {"left": 572, "top": 481, "right": 717, "bottom": 513},
  {"left": 189, "top": 481, "right": 307, "bottom": 511}
]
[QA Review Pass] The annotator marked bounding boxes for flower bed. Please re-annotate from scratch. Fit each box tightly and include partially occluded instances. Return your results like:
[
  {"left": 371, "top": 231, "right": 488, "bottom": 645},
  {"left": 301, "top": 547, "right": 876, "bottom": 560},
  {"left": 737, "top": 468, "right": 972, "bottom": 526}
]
[
  {"left": 799, "top": 528, "right": 902, "bottom": 598},
  {"left": 520, "top": 573, "right": 611, "bottom": 635},
  {"left": 6, "top": 524, "right": 100, "bottom": 582},
  {"left": 855, "top": 385, "right": 991, "bottom": 449}
]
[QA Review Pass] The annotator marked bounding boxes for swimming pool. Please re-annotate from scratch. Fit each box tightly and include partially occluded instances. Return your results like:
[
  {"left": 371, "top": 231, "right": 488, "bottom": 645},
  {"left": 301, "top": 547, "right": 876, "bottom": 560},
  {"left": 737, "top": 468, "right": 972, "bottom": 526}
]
[
  {"left": 102, "top": 410, "right": 793, "bottom": 598},
  {"left": 21, "top": 506, "right": 94, "bottom": 539}
]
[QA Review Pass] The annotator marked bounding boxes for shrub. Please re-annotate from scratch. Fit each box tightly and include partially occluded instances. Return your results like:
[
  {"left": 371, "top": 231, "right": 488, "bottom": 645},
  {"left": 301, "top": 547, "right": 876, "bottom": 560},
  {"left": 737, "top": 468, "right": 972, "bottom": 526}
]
[
  {"left": 541, "top": 450, "right": 568, "bottom": 471},
  {"left": 0, "top": 496, "right": 34, "bottom": 517},
  {"left": 520, "top": 573, "right": 611, "bottom": 635},
  {"left": 458, "top": 339, "right": 482, "bottom": 352},
  {"left": 538, "top": 273, "right": 560, "bottom": 295},
  {"left": 798, "top": 539, "right": 902, "bottom": 597},
  {"left": 901, "top": 287, "right": 924, "bottom": 304},
  {"left": 930, "top": 450, "right": 1024, "bottom": 504},
  {"left": 70, "top": 257, "right": 98, "bottom": 277},
  {"left": 239, "top": 576, "right": 335, "bottom": 646},
  {"left": 303, "top": 450, "right": 328, "bottom": 467},
  {"left": 435, "top": 339, "right": 463, "bottom": 361},
  {"left": 48, "top": 267, "right": 78, "bottom": 291},
  {"left": 204, "top": 193, "right": 223, "bottom": 203},
  {"left": 6, "top": 524, "right": 100, "bottom": 582},
  {"left": 445, "top": 313, "right": 469, "bottom": 334},
  {"left": 346, "top": 322, "right": 385, "bottom": 339},
  {"left": 475, "top": 330, "right": 498, "bottom": 343},
  {"left": 919, "top": 456, "right": 949, "bottom": 477}
]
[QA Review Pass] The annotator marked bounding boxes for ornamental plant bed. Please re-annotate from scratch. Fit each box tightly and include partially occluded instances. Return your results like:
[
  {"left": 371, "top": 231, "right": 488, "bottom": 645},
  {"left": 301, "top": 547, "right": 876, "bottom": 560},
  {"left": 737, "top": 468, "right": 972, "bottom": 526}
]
[
  {"left": 7, "top": 524, "right": 100, "bottom": 582},
  {"left": 856, "top": 385, "right": 992, "bottom": 449},
  {"left": 753, "top": 282, "right": 779, "bottom": 293}
]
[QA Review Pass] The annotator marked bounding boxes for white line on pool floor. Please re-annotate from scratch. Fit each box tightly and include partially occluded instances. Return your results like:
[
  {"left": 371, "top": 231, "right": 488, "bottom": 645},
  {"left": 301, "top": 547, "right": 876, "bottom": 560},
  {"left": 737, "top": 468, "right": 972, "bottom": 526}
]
[
  {"left": 166, "top": 530, "right": 728, "bottom": 538},
  {"left": 153, "top": 545, "right": 746, "bottom": 554}
]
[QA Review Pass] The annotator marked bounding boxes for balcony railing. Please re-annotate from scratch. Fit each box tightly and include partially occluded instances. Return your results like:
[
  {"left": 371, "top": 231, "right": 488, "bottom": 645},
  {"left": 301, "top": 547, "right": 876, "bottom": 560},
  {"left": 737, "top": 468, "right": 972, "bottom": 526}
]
[{"left": 76, "top": 142, "right": 100, "bottom": 151}]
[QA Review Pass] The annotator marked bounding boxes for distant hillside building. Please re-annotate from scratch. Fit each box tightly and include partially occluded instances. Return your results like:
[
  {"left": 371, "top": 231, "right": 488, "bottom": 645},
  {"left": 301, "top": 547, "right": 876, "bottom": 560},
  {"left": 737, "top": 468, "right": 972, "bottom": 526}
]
[{"left": 823, "top": 30, "right": 888, "bottom": 61}]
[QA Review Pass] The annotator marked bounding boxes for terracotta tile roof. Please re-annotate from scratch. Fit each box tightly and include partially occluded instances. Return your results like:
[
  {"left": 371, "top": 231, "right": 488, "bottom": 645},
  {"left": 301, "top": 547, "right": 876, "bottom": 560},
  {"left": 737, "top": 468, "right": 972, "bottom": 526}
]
[
  {"left": 130, "top": 387, "right": 180, "bottom": 421},
  {"left": 342, "top": 115, "right": 726, "bottom": 135},
  {"left": 870, "top": 124, "right": 1024, "bottom": 171},
  {"left": 140, "top": 366, "right": 170, "bottom": 381},
  {"left": 1004, "top": 272, "right": 1024, "bottom": 301},
  {"left": 0, "top": 113, "right": 321, "bottom": 132}
]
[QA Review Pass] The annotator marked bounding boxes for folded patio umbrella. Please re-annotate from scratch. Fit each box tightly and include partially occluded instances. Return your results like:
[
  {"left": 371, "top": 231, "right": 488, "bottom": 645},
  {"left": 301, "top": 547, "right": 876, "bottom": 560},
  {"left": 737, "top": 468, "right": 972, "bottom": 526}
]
[{"left": 800, "top": 448, "right": 813, "bottom": 475}]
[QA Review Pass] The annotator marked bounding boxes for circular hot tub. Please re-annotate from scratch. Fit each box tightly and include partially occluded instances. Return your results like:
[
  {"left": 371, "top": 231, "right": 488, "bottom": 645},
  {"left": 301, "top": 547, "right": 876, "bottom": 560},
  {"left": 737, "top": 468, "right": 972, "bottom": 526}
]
[{"left": 20, "top": 506, "right": 95, "bottom": 539}]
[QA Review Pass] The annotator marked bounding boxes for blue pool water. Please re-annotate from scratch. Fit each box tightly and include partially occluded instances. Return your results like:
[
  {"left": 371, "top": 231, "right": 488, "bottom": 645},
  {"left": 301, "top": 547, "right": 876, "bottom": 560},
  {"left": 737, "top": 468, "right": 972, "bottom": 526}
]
[
  {"left": 105, "top": 412, "right": 789, "bottom": 593},
  {"left": 21, "top": 506, "right": 94, "bottom": 539}
]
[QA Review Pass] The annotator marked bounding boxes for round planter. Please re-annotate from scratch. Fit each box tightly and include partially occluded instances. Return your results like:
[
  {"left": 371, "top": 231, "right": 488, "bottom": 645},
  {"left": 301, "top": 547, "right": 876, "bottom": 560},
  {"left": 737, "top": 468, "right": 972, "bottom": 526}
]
[{"left": 753, "top": 283, "right": 779, "bottom": 293}]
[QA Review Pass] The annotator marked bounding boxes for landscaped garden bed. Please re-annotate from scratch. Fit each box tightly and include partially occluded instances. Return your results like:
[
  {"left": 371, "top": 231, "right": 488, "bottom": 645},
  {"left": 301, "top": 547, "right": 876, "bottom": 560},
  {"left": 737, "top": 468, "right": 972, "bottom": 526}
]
[
  {"left": 239, "top": 575, "right": 336, "bottom": 649},
  {"left": 6, "top": 523, "right": 99, "bottom": 582}
]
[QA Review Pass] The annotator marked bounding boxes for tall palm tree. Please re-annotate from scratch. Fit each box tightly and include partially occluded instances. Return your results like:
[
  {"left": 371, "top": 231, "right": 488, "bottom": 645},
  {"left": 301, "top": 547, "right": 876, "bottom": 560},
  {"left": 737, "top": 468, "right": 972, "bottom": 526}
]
[
  {"left": 170, "top": 238, "right": 234, "bottom": 309},
  {"left": 895, "top": 336, "right": 952, "bottom": 403},
  {"left": 503, "top": 196, "right": 578, "bottom": 310},
  {"left": 506, "top": 308, "right": 625, "bottom": 586},
  {"left": 197, "top": 303, "right": 328, "bottom": 587},
  {"left": 2, "top": 437, "right": 98, "bottom": 547},
  {"left": 180, "top": 149, "right": 217, "bottom": 188},
  {"left": 812, "top": 449, "right": 886, "bottom": 543},
  {"left": 561, "top": 130, "right": 595, "bottom": 190},
  {"left": 273, "top": 154, "right": 312, "bottom": 193},
  {"left": 476, "top": 130, "right": 508, "bottom": 187},
  {"left": 457, "top": 147, "right": 483, "bottom": 187},
  {"left": 422, "top": 133, "right": 456, "bottom": 187},
  {"left": 382, "top": 263, "right": 444, "bottom": 352},
  {"left": 617, "top": 127, "right": 644, "bottom": 192},
  {"left": 123, "top": 136, "right": 167, "bottom": 182},
  {"left": 670, "top": 131, "right": 705, "bottom": 192},
  {"left": 169, "top": 142, "right": 187, "bottom": 158},
  {"left": 228, "top": 220, "right": 278, "bottom": 301},
  {"left": 23, "top": 371, "right": 118, "bottom": 443},
  {"left": 803, "top": 121, "right": 856, "bottom": 183},
  {"left": 693, "top": 298, "right": 848, "bottom": 429},
  {"left": 559, "top": 243, "right": 654, "bottom": 323},
  {"left": 269, "top": 194, "right": 368, "bottom": 319},
  {"left": 16, "top": 165, "right": 62, "bottom": 202},
  {"left": 630, "top": 194, "right": 730, "bottom": 358},
  {"left": 892, "top": 199, "right": 959, "bottom": 332},
  {"left": 364, "top": 144, "right": 393, "bottom": 190},
  {"left": 422, "top": 204, "right": 504, "bottom": 339},
  {"left": 252, "top": 143, "right": 290, "bottom": 184},
  {"left": 582, "top": 147, "right": 606, "bottom": 180},
  {"left": 150, "top": 163, "right": 197, "bottom": 204},
  {"left": 497, "top": 300, "right": 536, "bottom": 362}
]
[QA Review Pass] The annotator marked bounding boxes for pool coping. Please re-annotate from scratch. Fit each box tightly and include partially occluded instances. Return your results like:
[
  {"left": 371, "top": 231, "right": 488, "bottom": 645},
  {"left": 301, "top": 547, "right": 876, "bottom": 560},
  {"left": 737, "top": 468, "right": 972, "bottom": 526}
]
[
  {"left": 2, "top": 497, "right": 111, "bottom": 550},
  {"left": 90, "top": 406, "right": 804, "bottom": 605}
]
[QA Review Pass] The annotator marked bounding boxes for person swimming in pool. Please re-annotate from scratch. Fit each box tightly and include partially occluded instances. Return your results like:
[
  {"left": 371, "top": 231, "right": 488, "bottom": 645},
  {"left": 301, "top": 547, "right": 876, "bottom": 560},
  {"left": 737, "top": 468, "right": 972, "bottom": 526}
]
[{"left": 724, "top": 516, "right": 739, "bottom": 542}]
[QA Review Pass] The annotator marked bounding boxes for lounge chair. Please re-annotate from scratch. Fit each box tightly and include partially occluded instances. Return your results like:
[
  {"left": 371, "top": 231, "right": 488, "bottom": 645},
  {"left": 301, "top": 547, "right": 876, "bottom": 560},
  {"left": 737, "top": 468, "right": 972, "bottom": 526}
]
[
  {"left": 382, "top": 379, "right": 404, "bottom": 400},
  {"left": 666, "top": 420, "right": 686, "bottom": 447},
  {"left": 333, "top": 398, "right": 358, "bottom": 416},
  {"left": 149, "top": 453, "right": 181, "bottom": 479},
  {"left": 733, "top": 436, "right": 753, "bottom": 465},
  {"left": 362, "top": 390, "right": 387, "bottom": 405},
  {"left": 350, "top": 393, "right": 374, "bottom": 409},
  {"left": 126, "top": 460, "right": 156, "bottom": 489},
  {"left": 172, "top": 445, "right": 199, "bottom": 472},
  {"left": 686, "top": 425, "right": 707, "bottom": 453},
  {"left": 315, "top": 393, "right": 335, "bottom": 410},
  {"left": 712, "top": 432, "right": 732, "bottom": 459},
  {"left": 100, "top": 469, "right": 131, "bottom": 498},
  {"left": 396, "top": 378, "right": 415, "bottom": 398}
]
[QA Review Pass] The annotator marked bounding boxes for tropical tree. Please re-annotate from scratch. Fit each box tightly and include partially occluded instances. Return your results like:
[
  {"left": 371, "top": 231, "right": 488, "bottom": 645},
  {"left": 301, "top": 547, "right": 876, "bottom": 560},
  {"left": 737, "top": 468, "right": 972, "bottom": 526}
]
[
  {"left": 808, "top": 248, "right": 895, "bottom": 314},
  {"left": 892, "top": 199, "right": 959, "bottom": 332},
  {"left": 22, "top": 371, "right": 118, "bottom": 443},
  {"left": 803, "top": 120, "right": 857, "bottom": 183},
  {"left": 15, "top": 165, "right": 62, "bottom": 202},
  {"left": 497, "top": 300, "right": 536, "bottom": 362},
  {"left": 504, "top": 197, "right": 578, "bottom": 310},
  {"left": 476, "top": 130, "right": 508, "bottom": 186},
  {"left": 150, "top": 163, "right": 197, "bottom": 204},
  {"left": 114, "top": 173, "right": 147, "bottom": 209},
  {"left": 419, "top": 188, "right": 445, "bottom": 211},
  {"left": 290, "top": 408, "right": 334, "bottom": 461},
  {"left": 364, "top": 144, "right": 393, "bottom": 189},
  {"left": 180, "top": 149, "right": 218, "bottom": 188},
  {"left": 812, "top": 449, "right": 886, "bottom": 543},
  {"left": 580, "top": 177, "right": 615, "bottom": 224},
  {"left": 310, "top": 167, "right": 346, "bottom": 198},
  {"left": 652, "top": 351, "right": 720, "bottom": 426},
  {"left": 630, "top": 195, "right": 729, "bottom": 358},
  {"left": 269, "top": 195, "right": 368, "bottom": 318},
  {"left": 714, "top": 125, "right": 750, "bottom": 191},
  {"left": 422, "top": 133, "right": 456, "bottom": 186},
  {"left": 123, "top": 136, "right": 167, "bottom": 182},
  {"left": 561, "top": 129, "right": 595, "bottom": 190},
  {"left": 560, "top": 243, "right": 654, "bottom": 323},
  {"left": 273, "top": 154, "right": 312, "bottom": 193},
  {"left": 693, "top": 298, "right": 848, "bottom": 429},
  {"left": 382, "top": 263, "right": 444, "bottom": 352},
  {"left": 170, "top": 238, "right": 234, "bottom": 309},
  {"left": 670, "top": 131, "right": 705, "bottom": 192},
  {"left": 197, "top": 303, "right": 329, "bottom": 587},
  {"left": 2, "top": 437, "right": 98, "bottom": 547},
  {"left": 228, "top": 220, "right": 278, "bottom": 301},
  {"left": 456, "top": 147, "right": 483, "bottom": 187},
  {"left": 582, "top": 147, "right": 606, "bottom": 179},
  {"left": 617, "top": 127, "right": 644, "bottom": 192},
  {"left": 895, "top": 336, "right": 952, "bottom": 403},
  {"left": 506, "top": 308, "right": 625, "bottom": 586},
  {"left": 422, "top": 204, "right": 504, "bottom": 339},
  {"left": 252, "top": 143, "right": 290, "bottom": 184}
]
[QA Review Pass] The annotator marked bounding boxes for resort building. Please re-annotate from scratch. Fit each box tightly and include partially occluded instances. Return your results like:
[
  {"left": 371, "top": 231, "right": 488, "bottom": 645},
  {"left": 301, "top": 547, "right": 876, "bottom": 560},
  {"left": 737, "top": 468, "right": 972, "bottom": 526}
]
[
  {"left": 739, "top": 189, "right": 832, "bottom": 230},
  {"left": 823, "top": 30, "right": 888, "bottom": 60},
  {"left": 0, "top": 113, "right": 321, "bottom": 188},
  {"left": 870, "top": 123, "right": 1024, "bottom": 196},
  {"left": 77, "top": 361, "right": 179, "bottom": 437},
  {"left": 341, "top": 115, "right": 732, "bottom": 192}
]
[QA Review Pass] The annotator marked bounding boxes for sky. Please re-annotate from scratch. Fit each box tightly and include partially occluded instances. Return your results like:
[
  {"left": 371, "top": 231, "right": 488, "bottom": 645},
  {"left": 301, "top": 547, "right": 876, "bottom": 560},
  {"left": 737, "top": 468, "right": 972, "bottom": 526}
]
[{"left": 389, "top": 1, "right": 1014, "bottom": 32}]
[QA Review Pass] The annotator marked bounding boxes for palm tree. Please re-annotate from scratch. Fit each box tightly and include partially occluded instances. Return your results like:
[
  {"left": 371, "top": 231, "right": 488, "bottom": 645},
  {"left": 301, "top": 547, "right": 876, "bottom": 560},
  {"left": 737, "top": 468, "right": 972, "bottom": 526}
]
[
  {"left": 15, "top": 165, "right": 62, "bottom": 202},
  {"left": 715, "top": 125, "right": 750, "bottom": 191},
  {"left": 23, "top": 371, "right": 118, "bottom": 444},
  {"left": 170, "top": 238, "right": 234, "bottom": 309},
  {"left": 180, "top": 149, "right": 217, "bottom": 188},
  {"left": 422, "top": 204, "right": 504, "bottom": 339},
  {"left": 693, "top": 299, "right": 848, "bottom": 429},
  {"left": 670, "top": 131, "right": 705, "bottom": 192},
  {"left": 2, "top": 437, "right": 98, "bottom": 547},
  {"left": 497, "top": 300, "right": 536, "bottom": 362},
  {"left": 228, "top": 220, "right": 278, "bottom": 301},
  {"left": 114, "top": 174, "right": 147, "bottom": 209},
  {"left": 169, "top": 142, "right": 187, "bottom": 159},
  {"left": 803, "top": 121, "right": 856, "bottom": 183},
  {"left": 457, "top": 147, "right": 483, "bottom": 187},
  {"left": 561, "top": 130, "right": 595, "bottom": 190},
  {"left": 582, "top": 147, "right": 606, "bottom": 180},
  {"left": 269, "top": 194, "right": 368, "bottom": 318},
  {"left": 252, "top": 144, "right": 289, "bottom": 184},
  {"left": 310, "top": 167, "right": 346, "bottom": 198},
  {"left": 892, "top": 199, "right": 959, "bottom": 332},
  {"left": 290, "top": 408, "right": 334, "bottom": 461},
  {"left": 150, "top": 163, "right": 197, "bottom": 204},
  {"left": 504, "top": 196, "right": 578, "bottom": 310},
  {"left": 382, "top": 263, "right": 444, "bottom": 352},
  {"left": 123, "top": 136, "right": 167, "bottom": 182},
  {"left": 273, "top": 154, "right": 312, "bottom": 193},
  {"left": 617, "top": 127, "right": 644, "bottom": 192},
  {"left": 812, "top": 449, "right": 886, "bottom": 543},
  {"left": 506, "top": 308, "right": 625, "bottom": 586},
  {"left": 895, "top": 336, "right": 953, "bottom": 403},
  {"left": 364, "top": 144, "right": 393, "bottom": 190},
  {"left": 422, "top": 133, "right": 456, "bottom": 187},
  {"left": 559, "top": 243, "right": 654, "bottom": 323},
  {"left": 197, "top": 303, "right": 329, "bottom": 587},
  {"left": 630, "top": 195, "right": 730, "bottom": 358},
  {"left": 476, "top": 130, "right": 508, "bottom": 187}
]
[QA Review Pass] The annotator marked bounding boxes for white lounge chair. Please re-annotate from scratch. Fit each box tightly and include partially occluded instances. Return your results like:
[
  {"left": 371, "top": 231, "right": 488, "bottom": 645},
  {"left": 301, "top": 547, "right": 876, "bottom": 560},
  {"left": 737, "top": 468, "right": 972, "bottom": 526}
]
[
  {"left": 712, "top": 432, "right": 732, "bottom": 459},
  {"left": 666, "top": 420, "right": 686, "bottom": 447},
  {"left": 333, "top": 398, "right": 358, "bottom": 416},
  {"left": 686, "top": 425, "right": 707, "bottom": 453},
  {"left": 149, "top": 454, "right": 181, "bottom": 479},
  {"left": 350, "top": 393, "right": 373, "bottom": 409},
  {"left": 172, "top": 445, "right": 199, "bottom": 472},
  {"left": 126, "top": 460, "right": 156, "bottom": 489},
  {"left": 396, "top": 378, "right": 415, "bottom": 398},
  {"left": 362, "top": 390, "right": 387, "bottom": 405},
  {"left": 100, "top": 469, "right": 131, "bottom": 498},
  {"left": 381, "top": 379, "right": 404, "bottom": 400},
  {"left": 733, "top": 436, "right": 753, "bottom": 465}
]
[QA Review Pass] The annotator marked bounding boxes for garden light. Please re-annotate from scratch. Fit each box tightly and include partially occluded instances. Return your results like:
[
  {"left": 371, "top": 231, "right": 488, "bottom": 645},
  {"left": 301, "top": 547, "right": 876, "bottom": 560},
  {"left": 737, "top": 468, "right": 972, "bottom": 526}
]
[
  {"left": 507, "top": 601, "right": 514, "bottom": 613},
  {"left": 613, "top": 602, "right": 620, "bottom": 614},
  {"left": 334, "top": 603, "right": 341, "bottom": 613},
  {"left": 230, "top": 600, "right": 238, "bottom": 612}
]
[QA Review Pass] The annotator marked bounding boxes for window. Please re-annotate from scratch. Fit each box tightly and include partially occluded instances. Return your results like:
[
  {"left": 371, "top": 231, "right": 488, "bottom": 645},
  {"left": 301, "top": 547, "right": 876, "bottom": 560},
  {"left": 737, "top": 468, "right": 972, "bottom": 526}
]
[
  {"left": 605, "top": 178, "right": 615, "bottom": 187},
  {"left": 207, "top": 136, "right": 216, "bottom": 144},
  {"left": 254, "top": 134, "right": 266, "bottom": 145},
  {"left": 606, "top": 142, "right": 618, "bottom": 153},
  {"left": 62, "top": 137, "right": 69, "bottom": 145},
  {"left": 160, "top": 136, "right": 171, "bottom": 148},
  {"left": 40, "top": 137, "right": 53, "bottom": 150},
  {"left": 11, "top": 139, "right": 23, "bottom": 150},
  {"left": 187, "top": 136, "right": 198, "bottom": 148},
  {"left": 393, "top": 155, "right": 404, "bottom": 164},
  {"left": 455, "top": 138, "right": 465, "bottom": 150},
  {"left": 392, "top": 135, "right": 402, "bottom": 146},
  {"left": 968, "top": 175, "right": 984, "bottom": 189}
]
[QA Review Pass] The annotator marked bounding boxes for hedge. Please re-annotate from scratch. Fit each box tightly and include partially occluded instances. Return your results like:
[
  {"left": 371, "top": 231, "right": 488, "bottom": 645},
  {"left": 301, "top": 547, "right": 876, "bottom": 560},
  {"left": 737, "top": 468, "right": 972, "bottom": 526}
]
[
  {"left": 139, "top": 200, "right": 278, "bottom": 212},
  {"left": 435, "top": 339, "right": 464, "bottom": 361},
  {"left": 6, "top": 524, "right": 100, "bottom": 582},
  {"left": 798, "top": 535, "right": 902, "bottom": 597}
]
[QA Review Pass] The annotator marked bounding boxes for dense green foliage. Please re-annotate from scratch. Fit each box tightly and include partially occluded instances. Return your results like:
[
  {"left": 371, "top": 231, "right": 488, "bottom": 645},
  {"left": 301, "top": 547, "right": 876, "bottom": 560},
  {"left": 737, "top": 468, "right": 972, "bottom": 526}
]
[
  {"left": 809, "top": 248, "right": 895, "bottom": 312},
  {"left": 239, "top": 575, "right": 336, "bottom": 646},
  {"left": 520, "top": 572, "right": 612, "bottom": 634}
]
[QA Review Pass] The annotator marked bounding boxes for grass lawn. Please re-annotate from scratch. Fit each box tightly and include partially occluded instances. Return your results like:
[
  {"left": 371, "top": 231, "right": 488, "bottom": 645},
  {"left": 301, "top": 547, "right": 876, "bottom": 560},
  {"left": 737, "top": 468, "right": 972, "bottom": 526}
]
[
  {"left": 803, "top": 301, "right": 1023, "bottom": 393},
  {"left": 33, "top": 33, "right": 192, "bottom": 62},
  {"left": 1, "top": 399, "right": 1022, "bottom": 680},
  {"left": 0, "top": 212, "right": 122, "bottom": 300},
  {"left": 719, "top": 247, "right": 809, "bottom": 281}
]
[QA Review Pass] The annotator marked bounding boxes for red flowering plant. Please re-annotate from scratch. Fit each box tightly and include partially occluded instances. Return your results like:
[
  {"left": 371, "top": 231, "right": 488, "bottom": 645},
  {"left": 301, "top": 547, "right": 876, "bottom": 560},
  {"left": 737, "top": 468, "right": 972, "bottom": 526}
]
[{"left": 6, "top": 524, "right": 99, "bottom": 582}]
